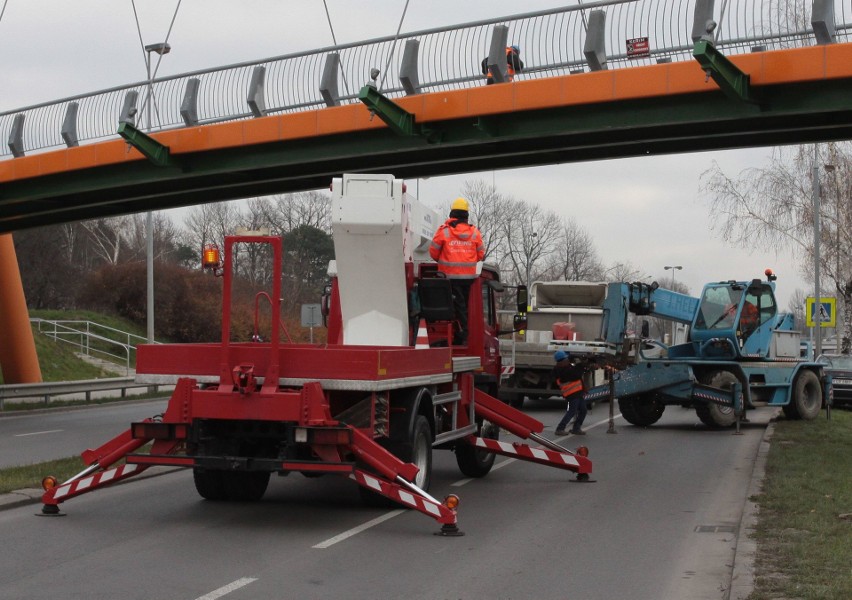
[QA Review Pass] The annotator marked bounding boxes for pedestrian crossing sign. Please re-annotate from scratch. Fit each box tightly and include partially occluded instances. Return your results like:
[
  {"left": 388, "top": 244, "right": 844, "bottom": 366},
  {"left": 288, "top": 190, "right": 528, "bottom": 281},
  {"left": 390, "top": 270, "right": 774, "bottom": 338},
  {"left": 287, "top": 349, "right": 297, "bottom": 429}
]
[{"left": 805, "top": 296, "right": 836, "bottom": 328}]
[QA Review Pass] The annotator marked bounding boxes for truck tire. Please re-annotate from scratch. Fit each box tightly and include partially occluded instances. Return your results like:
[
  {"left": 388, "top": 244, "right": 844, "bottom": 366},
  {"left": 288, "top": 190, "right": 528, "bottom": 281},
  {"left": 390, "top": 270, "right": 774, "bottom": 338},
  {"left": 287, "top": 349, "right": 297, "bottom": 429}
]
[
  {"left": 784, "top": 370, "right": 822, "bottom": 421},
  {"left": 499, "top": 389, "right": 524, "bottom": 409},
  {"left": 358, "top": 415, "right": 432, "bottom": 507},
  {"left": 193, "top": 468, "right": 227, "bottom": 501},
  {"left": 618, "top": 396, "right": 665, "bottom": 426},
  {"left": 455, "top": 420, "right": 498, "bottom": 477},
  {"left": 222, "top": 471, "right": 270, "bottom": 501},
  {"left": 695, "top": 370, "right": 739, "bottom": 429}
]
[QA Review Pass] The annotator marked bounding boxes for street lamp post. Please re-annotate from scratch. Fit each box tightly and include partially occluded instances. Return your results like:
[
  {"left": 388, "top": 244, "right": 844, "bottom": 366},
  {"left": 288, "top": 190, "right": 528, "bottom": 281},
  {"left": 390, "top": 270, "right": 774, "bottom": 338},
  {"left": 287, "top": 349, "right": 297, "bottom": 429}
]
[
  {"left": 664, "top": 265, "right": 682, "bottom": 344},
  {"left": 143, "top": 42, "right": 171, "bottom": 344}
]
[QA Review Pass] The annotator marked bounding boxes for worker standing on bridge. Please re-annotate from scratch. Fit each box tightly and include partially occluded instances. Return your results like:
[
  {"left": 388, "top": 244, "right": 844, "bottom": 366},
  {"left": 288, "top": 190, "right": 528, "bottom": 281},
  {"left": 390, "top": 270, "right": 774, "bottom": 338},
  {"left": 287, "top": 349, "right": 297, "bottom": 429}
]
[
  {"left": 482, "top": 44, "right": 524, "bottom": 84},
  {"left": 553, "top": 350, "right": 588, "bottom": 436},
  {"left": 429, "top": 197, "right": 485, "bottom": 346}
]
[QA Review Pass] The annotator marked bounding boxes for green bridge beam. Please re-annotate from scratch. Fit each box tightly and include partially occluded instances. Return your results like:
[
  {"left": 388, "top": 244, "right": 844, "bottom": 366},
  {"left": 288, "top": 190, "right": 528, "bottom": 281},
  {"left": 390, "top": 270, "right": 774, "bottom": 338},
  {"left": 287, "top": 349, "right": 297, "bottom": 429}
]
[{"left": 1, "top": 74, "right": 851, "bottom": 233}]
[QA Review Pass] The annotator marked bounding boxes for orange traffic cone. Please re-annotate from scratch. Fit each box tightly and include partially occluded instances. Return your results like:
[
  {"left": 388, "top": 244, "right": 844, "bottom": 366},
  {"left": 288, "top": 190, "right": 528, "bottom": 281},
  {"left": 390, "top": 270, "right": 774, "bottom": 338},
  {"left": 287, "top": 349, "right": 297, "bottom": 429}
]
[{"left": 415, "top": 319, "right": 430, "bottom": 349}]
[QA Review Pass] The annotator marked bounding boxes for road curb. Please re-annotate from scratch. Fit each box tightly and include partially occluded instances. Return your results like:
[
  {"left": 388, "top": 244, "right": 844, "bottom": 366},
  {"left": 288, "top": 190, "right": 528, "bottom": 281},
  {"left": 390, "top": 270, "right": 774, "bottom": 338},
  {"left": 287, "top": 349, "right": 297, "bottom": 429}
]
[
  {"left": 727, "top": 410, "right": 777, "bottom": 600},
  {"left": 0, "top": 466, "right": 184, "bottom": 513}
]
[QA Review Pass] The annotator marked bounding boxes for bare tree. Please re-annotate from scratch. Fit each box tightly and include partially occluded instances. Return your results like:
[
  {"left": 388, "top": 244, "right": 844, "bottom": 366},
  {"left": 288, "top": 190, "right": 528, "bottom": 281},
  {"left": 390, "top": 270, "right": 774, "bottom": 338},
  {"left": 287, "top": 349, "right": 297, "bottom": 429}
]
[
  {"left": 500, "top": 200, "right": 561, "bottom": 288},
  {"left": 540, "top": 217, "right": 604, "bottom": 281},
  {"left": 268, "top": 191, "right": 331, "bottom": 234},
  {"left": 80, "top": 216, "right": 130, "bottom": 265},
  {"left": 461, "top": 179, "right": 512, "bottom": 263},
  {"left": 701, "top": 142, "right": 852, "bottom": 353},
  {"left": 787, "top": 288, "right": 808, "bottom": 332},
  {"left": 602, "top": 260, "right": 647, "bottom": 283}
]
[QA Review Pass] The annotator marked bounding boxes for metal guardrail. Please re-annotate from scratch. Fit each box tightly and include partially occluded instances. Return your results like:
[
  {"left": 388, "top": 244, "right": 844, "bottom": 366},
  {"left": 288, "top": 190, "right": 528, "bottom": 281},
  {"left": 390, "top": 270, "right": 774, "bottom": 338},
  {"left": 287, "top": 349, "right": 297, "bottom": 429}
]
[
  {"left": 1, "top": 0, "right": 850, "bottom": 159},
  {"left": 31, "top": 318, "right": 151, "bottom": 375},
  {"left": 0, "top": 377, "right": 161, "bottom": 411}
]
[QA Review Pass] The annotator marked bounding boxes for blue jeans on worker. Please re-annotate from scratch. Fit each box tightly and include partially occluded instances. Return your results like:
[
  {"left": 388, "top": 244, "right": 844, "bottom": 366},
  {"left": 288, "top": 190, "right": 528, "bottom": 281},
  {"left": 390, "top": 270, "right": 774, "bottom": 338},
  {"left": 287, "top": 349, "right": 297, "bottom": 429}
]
[{"left": 556, "top": 392, "right": 587, "bottom": 432}]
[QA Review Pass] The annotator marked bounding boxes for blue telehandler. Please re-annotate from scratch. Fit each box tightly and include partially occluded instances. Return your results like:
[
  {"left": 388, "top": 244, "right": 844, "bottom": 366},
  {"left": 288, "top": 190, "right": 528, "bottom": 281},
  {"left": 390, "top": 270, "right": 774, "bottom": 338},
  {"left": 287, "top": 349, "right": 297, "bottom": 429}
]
[{"left": 556, "top": 270, "right": 825, "bottom": 428}]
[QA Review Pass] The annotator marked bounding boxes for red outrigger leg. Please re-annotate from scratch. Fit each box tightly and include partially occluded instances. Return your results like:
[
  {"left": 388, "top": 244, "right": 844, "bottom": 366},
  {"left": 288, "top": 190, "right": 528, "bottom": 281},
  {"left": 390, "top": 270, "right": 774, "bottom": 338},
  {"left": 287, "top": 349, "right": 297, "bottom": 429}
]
[
  {"left": 40, "top": 421, "right": 181, "bottom": 515},
  {"left": 459, "top": 378, "right": 594, "bottom": 479}
]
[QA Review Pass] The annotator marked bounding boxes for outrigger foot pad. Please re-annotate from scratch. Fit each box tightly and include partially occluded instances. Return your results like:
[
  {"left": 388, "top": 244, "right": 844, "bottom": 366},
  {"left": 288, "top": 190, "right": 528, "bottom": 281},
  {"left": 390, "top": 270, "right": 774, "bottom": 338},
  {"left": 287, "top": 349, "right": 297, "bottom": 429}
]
[
  {"left": 434, "top": 523, "right": 465, "bottom": 537},
  {"left": 37, "top": 504, "right": 66, "bottom": 517},
  {"left": 570, "top": 473, "right": 597, "bottom": 483}
]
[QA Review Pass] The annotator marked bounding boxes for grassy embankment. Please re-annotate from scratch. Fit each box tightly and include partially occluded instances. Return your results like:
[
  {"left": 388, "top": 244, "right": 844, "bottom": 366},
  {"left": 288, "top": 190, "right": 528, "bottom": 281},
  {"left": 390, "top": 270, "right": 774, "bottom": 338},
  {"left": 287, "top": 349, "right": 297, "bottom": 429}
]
[
  {"left": 1, "top": 310, "right": 165, "bottom": 407},
  {"left": 750, "top": 409, "right": 852, "bottom": 600}
]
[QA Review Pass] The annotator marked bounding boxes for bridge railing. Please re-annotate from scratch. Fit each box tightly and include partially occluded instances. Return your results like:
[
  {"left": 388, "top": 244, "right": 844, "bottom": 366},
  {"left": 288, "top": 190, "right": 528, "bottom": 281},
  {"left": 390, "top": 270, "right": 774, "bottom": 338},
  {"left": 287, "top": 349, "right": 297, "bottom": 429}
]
[{"left": 2, "top": 0, "right": 850, "bottom": 160}]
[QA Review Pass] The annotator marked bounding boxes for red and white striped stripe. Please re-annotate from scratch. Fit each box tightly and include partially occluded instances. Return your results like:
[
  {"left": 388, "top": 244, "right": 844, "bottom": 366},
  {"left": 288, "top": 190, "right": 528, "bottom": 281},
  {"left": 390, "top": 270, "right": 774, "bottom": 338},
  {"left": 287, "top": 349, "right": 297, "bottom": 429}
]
[
  {"left": 471, "top": 436, "right": 592, "bottom": 474},
  {"left": 350, "top": 469, "right": 456, "bottom": 525},
  {"left": 44, "top": 463, "right": 147, "bottom": 505},
  {"left": 500, "top": 366, "right": 515, "bottom": 376}
]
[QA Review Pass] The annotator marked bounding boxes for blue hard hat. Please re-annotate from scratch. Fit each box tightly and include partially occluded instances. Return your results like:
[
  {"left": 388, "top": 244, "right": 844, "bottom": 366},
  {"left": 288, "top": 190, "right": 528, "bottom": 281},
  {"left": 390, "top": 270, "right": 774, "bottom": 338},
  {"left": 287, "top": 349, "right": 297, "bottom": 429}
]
[
  {"left": 554, "top": 350, "right": 568, "bottom": 362},
  {"left": 511, "top": 45, "right": 520, "bottom": 53}
]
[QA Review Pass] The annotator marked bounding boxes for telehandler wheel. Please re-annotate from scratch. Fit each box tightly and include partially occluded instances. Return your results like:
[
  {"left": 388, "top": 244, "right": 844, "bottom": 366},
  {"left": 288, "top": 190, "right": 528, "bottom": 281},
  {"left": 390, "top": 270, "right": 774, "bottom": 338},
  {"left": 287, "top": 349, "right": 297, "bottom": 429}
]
[
  {"left": 784, "top": 370, "right": 822, "bottom": 421},
  {"left": 455, "top": 420, "right": 499, "bottom": 477},
  {"left": 193, "top": 468, "right": 227, "bottom": 501},
  {"left": 221, "top": 471, "right": 270, "bottom": 501},
  {"left": 618, "top": 396, "right": 665, "bottom": 426},
  {"left": 695, "top": 370, "right": 739, "bottom": 429}
]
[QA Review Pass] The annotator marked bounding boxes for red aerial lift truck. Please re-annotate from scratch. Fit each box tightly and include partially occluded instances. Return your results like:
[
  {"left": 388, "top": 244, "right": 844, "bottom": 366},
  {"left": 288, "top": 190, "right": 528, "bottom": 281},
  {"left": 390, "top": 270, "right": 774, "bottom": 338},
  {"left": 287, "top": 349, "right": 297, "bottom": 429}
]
[{"left": 40, "top": 174, "right": 592, "bottom": 534}]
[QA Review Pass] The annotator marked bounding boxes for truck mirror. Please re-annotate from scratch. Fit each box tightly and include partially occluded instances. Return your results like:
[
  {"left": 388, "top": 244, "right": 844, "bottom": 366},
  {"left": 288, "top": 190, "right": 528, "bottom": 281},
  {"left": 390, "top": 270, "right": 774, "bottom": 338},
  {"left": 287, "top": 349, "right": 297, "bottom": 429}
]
[
  {"left": 517, "top": 285, "right": 528, "bottom": 314},
  {"left": 513, "top": 314, "right": 528, "bottom": 331},
  {"left": 641, "top": 320, "right": 650, "bottom": 338}
]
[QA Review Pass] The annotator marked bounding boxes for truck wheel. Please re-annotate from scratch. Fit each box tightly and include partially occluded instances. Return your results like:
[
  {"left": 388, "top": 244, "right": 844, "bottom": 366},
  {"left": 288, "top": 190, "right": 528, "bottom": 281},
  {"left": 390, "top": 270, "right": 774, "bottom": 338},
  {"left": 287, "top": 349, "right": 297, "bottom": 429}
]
[
  {"left": 193, "top": 468, "right": 227, "bottom": 501},
  {"left": 785, "top": 370, "right": 822, "bottom": 421},
  {"left": 618, "top": 396, "right": 665, "bottom": 426},
  {"left": 455, "top": 420, "right": 498, "bottom": 477},
  {"left": 222, "top": 471, "right": 270, "bottom": 501},
  {"left": 358, "top": 415, "right": 432, "bottom": 507},
  {"left": 499, "top": 389, "right": 524, "bottom": 409},
  {"left": 695, "top": 370, "right": 739, "bottom": 429}
]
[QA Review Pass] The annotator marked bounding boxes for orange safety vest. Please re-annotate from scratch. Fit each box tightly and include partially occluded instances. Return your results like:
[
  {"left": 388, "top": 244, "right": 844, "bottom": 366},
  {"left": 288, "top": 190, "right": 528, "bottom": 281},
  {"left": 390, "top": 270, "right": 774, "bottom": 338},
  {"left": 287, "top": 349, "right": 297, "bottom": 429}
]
[
  {"left": 484, "top": 47, "right": 519, "bottom": 83},
  {"left": 557, "top": 378, "right": 583, "bottom": 398},
  {"left": 429, "top": 219, "right": 486, "bottom": 278}
]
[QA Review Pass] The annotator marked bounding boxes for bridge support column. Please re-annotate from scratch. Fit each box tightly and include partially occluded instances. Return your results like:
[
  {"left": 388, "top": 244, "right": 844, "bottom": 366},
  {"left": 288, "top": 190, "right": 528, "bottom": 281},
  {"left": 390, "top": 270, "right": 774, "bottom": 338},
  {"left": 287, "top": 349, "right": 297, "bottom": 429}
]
[{"left": 0, "top": 234, "right": 42, "bottom": 384}]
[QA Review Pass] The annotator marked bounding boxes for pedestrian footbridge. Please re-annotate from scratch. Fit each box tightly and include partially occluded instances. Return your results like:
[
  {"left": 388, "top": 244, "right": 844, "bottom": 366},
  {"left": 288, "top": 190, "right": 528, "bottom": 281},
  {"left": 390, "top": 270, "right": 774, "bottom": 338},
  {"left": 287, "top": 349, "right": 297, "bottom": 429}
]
[{"left": 1, "top": 0, "right": 850, "bottom": 232}]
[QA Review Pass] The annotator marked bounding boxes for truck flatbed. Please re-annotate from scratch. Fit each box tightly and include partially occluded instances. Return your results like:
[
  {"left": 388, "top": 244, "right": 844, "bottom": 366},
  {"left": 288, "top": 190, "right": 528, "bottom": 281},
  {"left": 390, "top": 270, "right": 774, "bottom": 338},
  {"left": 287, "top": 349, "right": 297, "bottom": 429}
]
[{"left": 136, "top": 343, "right": 480, "bottom": 391}]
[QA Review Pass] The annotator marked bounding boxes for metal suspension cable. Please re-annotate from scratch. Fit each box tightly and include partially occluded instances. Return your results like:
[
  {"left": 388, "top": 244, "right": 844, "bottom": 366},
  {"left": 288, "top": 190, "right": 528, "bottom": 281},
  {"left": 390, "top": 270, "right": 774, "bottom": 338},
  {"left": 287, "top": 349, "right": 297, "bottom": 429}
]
[
  {"left": 322, "top": 0, "right": 351, "bottom": 96},
  {"left": 378, "top": 0, "right": 411, "bottom": 91},
  {"left": 715, "top": 0, "right": 730, "bottom": 45},
  {"left": 153, "top": 0, "right": 182, "bottom": 79},
  {"left": 577, "top": 0, "right": 589, "bottom": 32},
  {"left": 0, "top": 0, "right": 9, "bottom": 25},
  {"left": 130, "top": 0, "right": 183, "bottom": 128}
]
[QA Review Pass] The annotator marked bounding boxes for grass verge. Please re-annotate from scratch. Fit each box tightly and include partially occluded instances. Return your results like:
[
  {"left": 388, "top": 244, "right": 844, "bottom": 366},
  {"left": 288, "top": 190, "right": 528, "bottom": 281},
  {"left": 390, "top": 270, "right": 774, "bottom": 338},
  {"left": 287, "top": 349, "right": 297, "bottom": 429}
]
[
  {"left": 0, "top": 456, "right": 86, "bottom": 495},
  {"left": 750, "top": 409, "right": 852, "bottom": 600}
]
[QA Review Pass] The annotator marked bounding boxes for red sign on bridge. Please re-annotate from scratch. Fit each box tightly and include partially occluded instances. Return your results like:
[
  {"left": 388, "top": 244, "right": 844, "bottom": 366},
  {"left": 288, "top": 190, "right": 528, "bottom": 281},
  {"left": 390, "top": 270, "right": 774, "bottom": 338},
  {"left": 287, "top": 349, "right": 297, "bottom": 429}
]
[{"left": 627, "top": 37, "right": 650, "bottom": 59}]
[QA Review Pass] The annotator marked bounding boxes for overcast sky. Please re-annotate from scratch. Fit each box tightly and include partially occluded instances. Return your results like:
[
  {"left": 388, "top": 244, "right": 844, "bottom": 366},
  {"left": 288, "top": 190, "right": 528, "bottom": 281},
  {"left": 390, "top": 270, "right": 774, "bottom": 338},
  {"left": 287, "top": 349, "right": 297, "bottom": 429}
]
[{"left": 0, "top": 0, "right": 813, "bottom": 306}]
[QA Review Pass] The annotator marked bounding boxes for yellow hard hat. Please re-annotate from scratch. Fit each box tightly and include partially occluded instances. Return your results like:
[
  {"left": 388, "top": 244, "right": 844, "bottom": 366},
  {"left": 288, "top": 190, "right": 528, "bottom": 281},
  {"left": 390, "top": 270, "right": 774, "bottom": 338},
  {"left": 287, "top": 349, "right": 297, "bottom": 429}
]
[{"left": 451, "top": 197, "right": 470, "bottom": 211}]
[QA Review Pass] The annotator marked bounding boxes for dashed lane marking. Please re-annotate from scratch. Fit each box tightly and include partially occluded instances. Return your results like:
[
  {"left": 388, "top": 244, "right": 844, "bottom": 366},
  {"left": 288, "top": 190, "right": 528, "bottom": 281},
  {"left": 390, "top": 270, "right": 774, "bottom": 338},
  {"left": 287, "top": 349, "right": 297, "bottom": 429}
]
[
  {"left": 313, "top": 509, "right": 406, "bottom": 549},
  {"left": 195, "top": 577, "right": 258, "bottom": 600},
  {"left": 14, "top": 429, "right": 63, "bottom": 437}
]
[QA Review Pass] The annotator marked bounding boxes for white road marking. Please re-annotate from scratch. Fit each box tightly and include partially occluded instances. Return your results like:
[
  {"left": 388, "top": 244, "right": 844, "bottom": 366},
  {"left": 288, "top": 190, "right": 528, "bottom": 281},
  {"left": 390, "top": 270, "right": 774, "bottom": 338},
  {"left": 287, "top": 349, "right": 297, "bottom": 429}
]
[
  {"left": 194, "top": 577, "right": 258, "bottom": 600},
  {"left": 14, "top": 429, "right": 63, "bottom": 437},
  {"left": 313, "top": 509, "right": 406, "bottom": 549},
  {"left": 451, "top": 414, "right": 621, "bottom": 486},
  {"left": 314, "top": 413, "right": 622, "bottom": 547}
]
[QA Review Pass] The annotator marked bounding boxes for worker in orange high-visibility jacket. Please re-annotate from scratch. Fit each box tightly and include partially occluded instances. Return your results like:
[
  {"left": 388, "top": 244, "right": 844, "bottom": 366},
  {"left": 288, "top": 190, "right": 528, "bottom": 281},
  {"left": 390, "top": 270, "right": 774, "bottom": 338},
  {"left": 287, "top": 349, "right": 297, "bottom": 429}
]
[
  {"left": 429, "top": 197, "right": 486, "bottom": 345},
  {"left": 481, "top": 44, "right": 524, "bottom": 84},
  {"left": 553, "top": 350, "right": 588, "bottom": 436}
]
